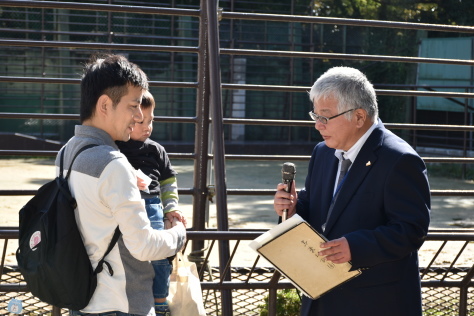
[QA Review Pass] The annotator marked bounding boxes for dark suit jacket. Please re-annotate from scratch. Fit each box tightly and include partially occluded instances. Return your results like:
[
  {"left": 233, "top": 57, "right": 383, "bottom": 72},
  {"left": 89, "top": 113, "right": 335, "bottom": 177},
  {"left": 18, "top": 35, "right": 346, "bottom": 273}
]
[{"left": 297, "top": 120, "right": 431, "bottom": 316}]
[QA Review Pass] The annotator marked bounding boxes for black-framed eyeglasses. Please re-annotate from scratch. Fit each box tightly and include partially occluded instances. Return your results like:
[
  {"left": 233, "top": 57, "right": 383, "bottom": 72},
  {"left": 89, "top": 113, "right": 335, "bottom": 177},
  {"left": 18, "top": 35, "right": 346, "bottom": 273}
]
[{"left": 308, "top": 108, "right": 357, "bottom": 124}]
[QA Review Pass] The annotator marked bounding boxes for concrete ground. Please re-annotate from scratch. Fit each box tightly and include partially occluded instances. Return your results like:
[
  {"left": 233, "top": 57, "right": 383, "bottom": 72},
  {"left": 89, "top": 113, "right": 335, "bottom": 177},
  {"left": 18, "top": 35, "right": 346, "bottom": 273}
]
[{"left": 1, "top": 158, "right": 474, "bottom": 267}]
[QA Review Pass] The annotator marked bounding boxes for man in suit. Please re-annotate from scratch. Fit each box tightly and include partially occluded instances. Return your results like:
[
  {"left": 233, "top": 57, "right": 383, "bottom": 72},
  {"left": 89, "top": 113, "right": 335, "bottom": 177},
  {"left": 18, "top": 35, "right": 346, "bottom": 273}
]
[{"left": 273, "top": 66, "right": 431, "bottom": 316}]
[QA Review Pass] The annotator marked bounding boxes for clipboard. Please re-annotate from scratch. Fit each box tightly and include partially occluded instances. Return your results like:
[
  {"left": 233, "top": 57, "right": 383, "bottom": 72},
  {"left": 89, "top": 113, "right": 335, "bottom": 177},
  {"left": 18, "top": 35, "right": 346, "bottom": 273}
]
[{"left": 249, "top": 214, "right": 361, "bottom": 299}]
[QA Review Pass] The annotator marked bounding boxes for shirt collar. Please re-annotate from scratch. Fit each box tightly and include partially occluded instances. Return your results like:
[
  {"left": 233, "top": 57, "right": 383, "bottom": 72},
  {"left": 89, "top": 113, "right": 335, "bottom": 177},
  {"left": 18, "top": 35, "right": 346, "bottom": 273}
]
[
  {"left": 74, "top": 125, "right": 119, "bottom": 149},
  {"left": 334, "top": 120, "right": 377, "bottom": 162}
]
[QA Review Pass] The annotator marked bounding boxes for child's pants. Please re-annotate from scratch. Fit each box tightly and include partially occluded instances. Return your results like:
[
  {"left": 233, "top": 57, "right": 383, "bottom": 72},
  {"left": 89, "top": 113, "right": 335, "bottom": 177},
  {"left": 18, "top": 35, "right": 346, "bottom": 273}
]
[{"left": 144, "top": 196, "right": 172, "bottom": 299}]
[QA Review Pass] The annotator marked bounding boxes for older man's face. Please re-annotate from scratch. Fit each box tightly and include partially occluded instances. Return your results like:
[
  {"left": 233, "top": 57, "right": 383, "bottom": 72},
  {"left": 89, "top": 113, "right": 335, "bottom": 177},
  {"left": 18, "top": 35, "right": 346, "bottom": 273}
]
[{"left": 313, "top": 97, "right": 361, "bottom": 151}]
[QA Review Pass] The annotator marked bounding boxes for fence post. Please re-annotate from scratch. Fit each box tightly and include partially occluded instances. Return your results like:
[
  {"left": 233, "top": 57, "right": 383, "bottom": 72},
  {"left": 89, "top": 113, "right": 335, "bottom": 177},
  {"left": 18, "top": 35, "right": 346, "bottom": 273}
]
[
  {"left": 206, "top": 0, "right": 232, "bottom": 314},
  {"left": 52, "top": 306, "right": 61, "bottom": 316},
  {"left": 463, "top": 89, "right": 468, "bottom": 179},
  {"left": 458, "top": 263, "right": 474, "bottom": 316},
  {"left": 268, "top": 271, "right": 281, "bottom": 316},
  {"left": 190, "top": 0, "right": 212, "bottom": 265}
]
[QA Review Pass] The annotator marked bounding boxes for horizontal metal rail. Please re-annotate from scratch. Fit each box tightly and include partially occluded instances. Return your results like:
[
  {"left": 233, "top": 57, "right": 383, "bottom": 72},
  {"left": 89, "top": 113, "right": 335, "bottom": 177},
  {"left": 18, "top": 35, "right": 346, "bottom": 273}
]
[
  {"left": 0, "top": 150, "right": 196, "bottom": 160},
  {"left": 223, "top": 119, "right": 474, "bottom": 132},
  {"left": 223, "top": 83, "right": 474, "bottom": 98},
  {"left": 0, "top": 0, "right": 201, "bottom": 17},
  {"left": 0, "top": 188, "right": 193, "bottom": 196},
  {"left": 220, "top": 189, "right": 474, "bottom": 197},
  {"left": 0, "top": 112, "right": 197, "bottom": 123},
  {"left": 2, "top": 148, "right": 474, "bottom": 165},
  {"left": 0, "top": 272, "right": 471, "bottom": 291},
  {"left": 0, "top": 39, "right": 199, "bottom": 54},
  {"left": 3, "top": 112, "right": 474, "bottom": 132},
  {"left": 3, "top": 228, "right": 474, "bottom": 249},
  {"left": 222, "top": 155, "right": 474, "bottom": 164},
  {"left": 221, "top": 12, "right": 474, "bottom": 34},
  {"left": 0, "top": 282, "right": 293, "bottom": 292},
  {"left": 220, "top": 48, "right": 474, "bottom": 66},
  {"left": 2, "top": 39, "right": 473, "bottom": 67},
  {"left": 1, "top": 188, "right": 473, "bottom": 197},
  {"left": 0, "top": 76, "right": 198, "bottom": 89},
  {"left": 0, "top": 28, "right": 199, "bottom": 43},
  {"left": 375, "top": 84, "right": 474, "bottom": 89},
  {"left": 1, "top": 76, "right": 473, "bottom": 99}
]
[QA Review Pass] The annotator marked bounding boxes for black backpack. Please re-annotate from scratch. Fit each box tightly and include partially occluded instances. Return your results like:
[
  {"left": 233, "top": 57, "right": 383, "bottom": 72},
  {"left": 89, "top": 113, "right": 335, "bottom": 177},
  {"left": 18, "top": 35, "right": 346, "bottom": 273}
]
[{"left": 16, "top": 144, "right": 121, "bottom": 310}]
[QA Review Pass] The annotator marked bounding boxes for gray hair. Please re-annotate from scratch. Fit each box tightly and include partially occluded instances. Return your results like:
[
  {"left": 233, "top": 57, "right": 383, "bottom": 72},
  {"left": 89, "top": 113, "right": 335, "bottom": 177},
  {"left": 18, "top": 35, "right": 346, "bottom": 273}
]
[{"left": 309, "top": 67, "right": 378, "bottom": 121}]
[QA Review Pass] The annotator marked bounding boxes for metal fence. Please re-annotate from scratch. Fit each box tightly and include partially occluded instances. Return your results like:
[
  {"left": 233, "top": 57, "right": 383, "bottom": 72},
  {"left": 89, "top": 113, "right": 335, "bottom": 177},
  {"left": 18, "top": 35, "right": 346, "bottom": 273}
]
[
  {"left": 2, "top": 228, "right": 474, "bottom": 315},
  {"left": 1, "top": 0, "right": 474, "bottom": 315}
]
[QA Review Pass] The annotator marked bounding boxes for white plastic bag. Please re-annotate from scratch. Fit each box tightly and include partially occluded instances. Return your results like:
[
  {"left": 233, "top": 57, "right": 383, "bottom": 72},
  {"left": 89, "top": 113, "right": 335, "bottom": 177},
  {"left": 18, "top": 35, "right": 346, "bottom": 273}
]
[{"left": 167, "top": 252, "right": 207, "bottom": 316}]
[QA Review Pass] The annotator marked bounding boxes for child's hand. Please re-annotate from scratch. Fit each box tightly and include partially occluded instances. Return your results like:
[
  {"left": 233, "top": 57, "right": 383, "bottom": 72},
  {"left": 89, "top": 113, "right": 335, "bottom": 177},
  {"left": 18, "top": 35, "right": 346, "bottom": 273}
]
[
  {"left": 136, "top": 177, "right": 148, "bottom": 191},
  {"left": 136, "top": 169, "right": 151, "bottom": 192},
  {"left": 166, "top": 210, "right": 187, "bottom": 228}
]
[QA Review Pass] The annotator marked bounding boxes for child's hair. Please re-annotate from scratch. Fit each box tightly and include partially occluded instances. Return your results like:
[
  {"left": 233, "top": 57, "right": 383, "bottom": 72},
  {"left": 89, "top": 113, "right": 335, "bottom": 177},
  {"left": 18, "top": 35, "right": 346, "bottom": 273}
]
[{"left": 141, "top": 90, "right": 155, "bottom": 110}]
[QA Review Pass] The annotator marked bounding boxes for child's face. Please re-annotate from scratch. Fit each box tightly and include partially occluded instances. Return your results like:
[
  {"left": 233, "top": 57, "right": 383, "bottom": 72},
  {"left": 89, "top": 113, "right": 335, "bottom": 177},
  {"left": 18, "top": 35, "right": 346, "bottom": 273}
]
[{"left": 130, "top": 105, "right": 153, "bottom": 142}]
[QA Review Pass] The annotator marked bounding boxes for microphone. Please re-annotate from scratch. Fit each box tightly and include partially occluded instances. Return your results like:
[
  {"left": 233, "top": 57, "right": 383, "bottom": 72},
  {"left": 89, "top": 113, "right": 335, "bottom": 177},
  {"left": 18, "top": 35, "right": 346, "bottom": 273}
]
[{"left": 281, "top": 162, "right": 296, "bottom": 221}]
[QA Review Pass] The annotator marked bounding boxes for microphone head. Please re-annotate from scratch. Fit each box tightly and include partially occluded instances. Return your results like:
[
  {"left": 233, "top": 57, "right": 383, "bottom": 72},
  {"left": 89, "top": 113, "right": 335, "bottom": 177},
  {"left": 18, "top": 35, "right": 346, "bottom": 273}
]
[{"left": 282, "top": 162, "right": 296, "bottom": 181}]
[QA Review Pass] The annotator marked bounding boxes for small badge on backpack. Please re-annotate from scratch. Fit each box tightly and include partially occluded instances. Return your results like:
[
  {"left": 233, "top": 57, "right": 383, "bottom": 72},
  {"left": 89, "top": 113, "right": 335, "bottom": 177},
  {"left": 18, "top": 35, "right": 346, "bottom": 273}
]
[
  {"left": 7, "top": 298, "right": 23, "bottom": 314},
  {"left": 29, "top": 231, "right": 41, "bottom": 250}
]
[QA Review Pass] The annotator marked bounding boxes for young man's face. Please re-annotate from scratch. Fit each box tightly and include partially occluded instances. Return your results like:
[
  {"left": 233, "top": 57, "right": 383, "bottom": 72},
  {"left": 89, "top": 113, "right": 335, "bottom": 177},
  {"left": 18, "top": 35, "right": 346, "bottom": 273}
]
[
  {"left": 107, "top": 85, "right": 144, "bottom": 141},
  {"left": 130, "top": 105, "right": 154, "bottom": 142}
]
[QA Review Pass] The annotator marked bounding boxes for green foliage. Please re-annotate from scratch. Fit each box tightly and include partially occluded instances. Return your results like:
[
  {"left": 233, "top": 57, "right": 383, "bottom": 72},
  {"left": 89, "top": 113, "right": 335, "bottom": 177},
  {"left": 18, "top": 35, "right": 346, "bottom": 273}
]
[
  {"left": 310, "top": 0, "right": 474, "bottom": 26},
  {"left": 307, "top": 0, "right": 474, "bottom": 126},
  {"left": 258, "top": 289, "right": 301, "bottom": 316},
  {"left": 423, "top": 306, "right": 474, "bottom": 316}
]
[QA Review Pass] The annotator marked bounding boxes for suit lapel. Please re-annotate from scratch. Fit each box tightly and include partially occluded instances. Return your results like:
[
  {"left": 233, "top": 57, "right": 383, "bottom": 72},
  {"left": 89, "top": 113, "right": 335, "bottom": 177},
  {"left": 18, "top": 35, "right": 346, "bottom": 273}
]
[
  {"left": 324, "top": 123, "right": 384, "bottom": 234},
  {"left": 319, "top": 155, "right": 339, "bottom": 226}
]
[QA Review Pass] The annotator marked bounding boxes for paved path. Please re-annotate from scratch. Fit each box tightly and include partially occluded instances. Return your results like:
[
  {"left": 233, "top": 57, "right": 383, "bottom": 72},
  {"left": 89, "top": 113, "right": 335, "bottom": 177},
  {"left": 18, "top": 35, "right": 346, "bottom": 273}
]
[{"left": 2, "top": 158, "right": 474, "bottom": 267}]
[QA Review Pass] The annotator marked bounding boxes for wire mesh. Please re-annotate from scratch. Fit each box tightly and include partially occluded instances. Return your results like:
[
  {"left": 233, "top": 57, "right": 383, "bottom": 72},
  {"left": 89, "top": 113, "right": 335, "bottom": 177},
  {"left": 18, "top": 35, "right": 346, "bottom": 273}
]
[{"left": 3, "top": 265, "right": 474, "bottom": 316}]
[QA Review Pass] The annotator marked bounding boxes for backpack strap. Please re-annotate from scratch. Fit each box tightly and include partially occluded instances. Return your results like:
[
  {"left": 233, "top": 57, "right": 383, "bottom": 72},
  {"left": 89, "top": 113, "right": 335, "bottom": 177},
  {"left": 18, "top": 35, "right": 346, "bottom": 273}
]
[
  {"left": 60, "top": 143, "right": 122, "bottom": 276},
  {"left": 60, "top": 144, "right": 99, "bottom": 180},
  {"left": 59, "top": 148, "right": 66, "bottom": 178},
  {"left": 58, "top": 144, "right": 99, "bottom": 208},
  {"left": 94, "top": 227, "right": 122, "bottom": 276}
]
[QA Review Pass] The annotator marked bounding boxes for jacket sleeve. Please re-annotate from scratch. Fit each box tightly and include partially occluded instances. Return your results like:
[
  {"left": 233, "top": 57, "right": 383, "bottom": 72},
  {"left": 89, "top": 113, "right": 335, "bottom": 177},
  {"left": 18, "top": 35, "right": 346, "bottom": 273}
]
[
  {"left": 98, "top": 158, "right": 185, "bottom": 261},
  {"left": 345, "top": 152, "right": 431, "bottom": 269},
  {"left": 296, "top": 144, "right": 321, "bottom": 221},
  {"left": 160, "top": 176, "right": 180, "bottom": 214}
]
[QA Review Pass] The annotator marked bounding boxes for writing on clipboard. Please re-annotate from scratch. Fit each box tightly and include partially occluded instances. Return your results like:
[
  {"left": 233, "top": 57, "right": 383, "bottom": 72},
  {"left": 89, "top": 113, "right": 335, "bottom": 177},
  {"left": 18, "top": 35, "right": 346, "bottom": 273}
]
[{"left": 249, "top": 214, "right": 361, "bottom": 299}]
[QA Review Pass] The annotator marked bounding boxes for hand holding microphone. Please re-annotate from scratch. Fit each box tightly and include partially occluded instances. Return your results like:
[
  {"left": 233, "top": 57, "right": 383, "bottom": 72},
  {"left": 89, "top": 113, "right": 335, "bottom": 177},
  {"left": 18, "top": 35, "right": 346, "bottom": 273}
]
[{"left": 281, "top": 162, "right": 296, "bottom": 221}]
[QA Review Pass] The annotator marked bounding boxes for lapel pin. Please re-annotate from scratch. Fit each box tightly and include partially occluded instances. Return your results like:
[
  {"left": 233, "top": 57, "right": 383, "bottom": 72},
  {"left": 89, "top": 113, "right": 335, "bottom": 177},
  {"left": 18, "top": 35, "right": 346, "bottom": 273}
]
[{"left": 366, "top": 161, "right": 371, "bottom": 166}]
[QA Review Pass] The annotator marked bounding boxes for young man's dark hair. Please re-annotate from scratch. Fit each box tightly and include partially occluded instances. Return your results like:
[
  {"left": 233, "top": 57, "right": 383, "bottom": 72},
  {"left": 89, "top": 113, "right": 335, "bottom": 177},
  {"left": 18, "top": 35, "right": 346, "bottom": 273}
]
[{"left": 80, "top": 54, "right": 149, "bottom": 123}]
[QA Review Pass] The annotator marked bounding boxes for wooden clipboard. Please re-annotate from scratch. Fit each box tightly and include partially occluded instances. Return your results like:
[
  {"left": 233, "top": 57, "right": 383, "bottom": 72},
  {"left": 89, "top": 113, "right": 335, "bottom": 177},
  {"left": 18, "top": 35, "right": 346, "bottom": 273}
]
[{"left": 249, "top": 215, "right": 361, "bottom": 299}]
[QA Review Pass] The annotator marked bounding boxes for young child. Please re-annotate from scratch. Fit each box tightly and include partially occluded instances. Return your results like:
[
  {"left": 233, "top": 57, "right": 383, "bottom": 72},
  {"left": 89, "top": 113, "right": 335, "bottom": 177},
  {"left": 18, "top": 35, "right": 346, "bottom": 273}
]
[{"left": 116, "top": 90, "right": 186, "bottom": 316}]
